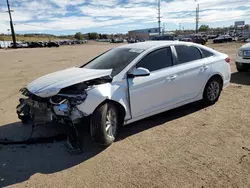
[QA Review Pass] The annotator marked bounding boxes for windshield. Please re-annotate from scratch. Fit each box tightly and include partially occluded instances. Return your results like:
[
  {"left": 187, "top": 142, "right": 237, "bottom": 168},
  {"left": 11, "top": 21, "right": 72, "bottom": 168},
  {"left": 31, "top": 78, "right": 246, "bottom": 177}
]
[{"left": 82, "top": 48, "right": 143, "bottom": 76}]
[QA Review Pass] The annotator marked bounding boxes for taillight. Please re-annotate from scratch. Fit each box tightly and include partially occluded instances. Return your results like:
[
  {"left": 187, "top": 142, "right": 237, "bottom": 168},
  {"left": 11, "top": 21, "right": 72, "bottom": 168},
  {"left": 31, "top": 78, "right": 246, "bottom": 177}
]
[{"left": 225, "top": 57, "right": 230, "bottom": 63}]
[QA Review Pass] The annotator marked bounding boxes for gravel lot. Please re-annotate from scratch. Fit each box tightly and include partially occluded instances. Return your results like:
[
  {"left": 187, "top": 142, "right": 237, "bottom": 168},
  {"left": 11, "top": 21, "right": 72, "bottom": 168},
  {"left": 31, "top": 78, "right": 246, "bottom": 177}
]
[{"left": 0, "top": 41, "right": 250, "bottom": 188}]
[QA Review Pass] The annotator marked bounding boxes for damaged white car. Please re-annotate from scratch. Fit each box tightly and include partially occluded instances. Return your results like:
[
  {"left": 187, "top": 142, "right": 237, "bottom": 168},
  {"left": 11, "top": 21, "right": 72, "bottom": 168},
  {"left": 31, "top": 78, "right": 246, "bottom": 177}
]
[{"left": 17, "top": 41, "right": 231, "bottom": 151}]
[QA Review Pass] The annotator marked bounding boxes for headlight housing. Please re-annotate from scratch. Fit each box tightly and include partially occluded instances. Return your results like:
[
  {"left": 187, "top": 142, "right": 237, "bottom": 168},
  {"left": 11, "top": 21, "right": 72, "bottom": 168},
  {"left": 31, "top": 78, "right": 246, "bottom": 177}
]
[
  {"left": 238, "top": 50, "right": 243, "bottom": 57},
  {"left": 51, "top": 83, "right": 88, "bottom": 105}
]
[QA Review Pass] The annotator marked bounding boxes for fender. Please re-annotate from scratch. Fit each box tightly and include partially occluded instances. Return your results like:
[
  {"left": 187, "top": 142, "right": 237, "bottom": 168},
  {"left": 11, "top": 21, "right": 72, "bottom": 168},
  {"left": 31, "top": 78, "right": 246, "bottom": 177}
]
[{"left": 76, "top": 79, "right": 131, "bottom": 120}]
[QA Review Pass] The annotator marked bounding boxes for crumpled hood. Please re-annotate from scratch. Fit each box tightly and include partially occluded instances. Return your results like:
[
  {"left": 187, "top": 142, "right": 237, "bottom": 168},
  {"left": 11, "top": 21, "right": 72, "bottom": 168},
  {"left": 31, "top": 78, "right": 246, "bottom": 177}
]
[{"left": 27, "top": 67, "right": 112, "bottom": 97}]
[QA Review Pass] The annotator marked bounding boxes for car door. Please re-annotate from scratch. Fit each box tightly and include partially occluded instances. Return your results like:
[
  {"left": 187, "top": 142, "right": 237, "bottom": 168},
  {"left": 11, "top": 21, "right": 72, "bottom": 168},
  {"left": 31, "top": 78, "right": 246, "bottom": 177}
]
[
  {"left": 128, "top": 47, "right": 179, "bottom": 118},
  {"left": 173, "top": 45, "right": 211, "bottom": 102}
]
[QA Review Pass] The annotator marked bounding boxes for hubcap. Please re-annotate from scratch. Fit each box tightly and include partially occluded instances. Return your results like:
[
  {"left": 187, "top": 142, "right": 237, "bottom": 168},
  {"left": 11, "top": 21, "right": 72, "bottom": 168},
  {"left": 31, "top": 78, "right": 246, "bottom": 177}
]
[
  {"left": 207, "top": 81, "right": 220, "bottom": 101},
  {"left": 105, "top": 108, "right": 117, "bottom": 137}
]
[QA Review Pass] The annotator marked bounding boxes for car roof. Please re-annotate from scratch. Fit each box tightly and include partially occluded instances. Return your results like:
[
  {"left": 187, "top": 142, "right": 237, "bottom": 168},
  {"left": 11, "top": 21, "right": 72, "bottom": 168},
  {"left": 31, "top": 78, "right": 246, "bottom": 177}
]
[{"left": 118, "top": 41, "right": 182, "bottom": 50}]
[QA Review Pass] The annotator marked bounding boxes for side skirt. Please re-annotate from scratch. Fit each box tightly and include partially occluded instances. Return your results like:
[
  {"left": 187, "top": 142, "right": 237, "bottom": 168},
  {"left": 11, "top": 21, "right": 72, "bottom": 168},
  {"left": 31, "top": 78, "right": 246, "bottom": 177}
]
[{"left": 124, "top": 95, "right": 203, "bottom": 125}]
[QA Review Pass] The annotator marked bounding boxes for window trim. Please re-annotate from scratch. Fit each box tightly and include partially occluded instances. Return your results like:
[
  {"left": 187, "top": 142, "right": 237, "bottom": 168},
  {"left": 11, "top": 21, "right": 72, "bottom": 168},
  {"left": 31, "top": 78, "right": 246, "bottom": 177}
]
[
  {"left": 173, "top": 45, "right": 203, "bottom": 65},
  {"left": 135, "top": 46, "right": 174, "bottom": 73}
]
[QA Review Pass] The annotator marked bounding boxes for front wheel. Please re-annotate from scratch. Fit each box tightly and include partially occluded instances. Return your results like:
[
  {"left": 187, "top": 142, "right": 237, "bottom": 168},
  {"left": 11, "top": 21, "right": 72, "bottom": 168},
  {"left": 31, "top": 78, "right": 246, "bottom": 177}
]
[
  {"left": 90, "top": 102, "right": 120, "bottom": 146},
  {"left": 203, "top": 77, "right": 222, "bottom": 105}
]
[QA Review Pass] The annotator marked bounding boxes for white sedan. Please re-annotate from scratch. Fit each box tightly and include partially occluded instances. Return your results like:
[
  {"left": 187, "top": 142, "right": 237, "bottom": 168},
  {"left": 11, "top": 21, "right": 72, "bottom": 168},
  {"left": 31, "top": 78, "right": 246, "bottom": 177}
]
[
  {"left": 236, "top": 43, "right": 250, "bottom": 72},
  {"left": 17, "top": 41, "right": 231, "bottom": 149}
]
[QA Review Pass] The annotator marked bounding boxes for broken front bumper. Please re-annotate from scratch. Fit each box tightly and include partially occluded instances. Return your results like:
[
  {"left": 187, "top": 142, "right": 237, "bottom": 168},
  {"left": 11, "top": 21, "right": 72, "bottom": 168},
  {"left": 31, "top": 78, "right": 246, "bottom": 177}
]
[
  {"left": 17, "top": 97, "right": 85, "bottom": 125},
  {"left": 17, "top": 98, "right": 53, "bottom": 124}
]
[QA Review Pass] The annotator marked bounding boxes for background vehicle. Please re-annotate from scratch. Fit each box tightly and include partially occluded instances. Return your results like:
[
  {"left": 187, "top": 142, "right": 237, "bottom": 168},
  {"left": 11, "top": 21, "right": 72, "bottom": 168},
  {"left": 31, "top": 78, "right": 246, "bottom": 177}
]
[
  {"left": 208, "top": 35, "right": 218, "bottom": 39},
  {"left": 190, "top": 34, "right": 206, "bottom": 45},
  {"left": 202, "top": 35, "right": 208, "bottom": 42},
  {"left": 213, "top": 35, "right": 233, "bottom": 43},
  {"left": 110, "top": 38, "right": 124, "bottom": 43},
  {"left": 17, "top": 41, "right": 231, "bottom": 150},
  {"left": 236, "top": 43, "right": 250, "bottom": 72},
  {"left": 28, "top": 42, "right": 43, "bottom": 48},
  {"left": 151, "top": 35, "right": 174, "bottom": 41},
  {"left": 179, "top": 38, "right": 192, "bottom": 42},
  {"left": 47, "top": 41, "right": 60, "bottom": 47}
]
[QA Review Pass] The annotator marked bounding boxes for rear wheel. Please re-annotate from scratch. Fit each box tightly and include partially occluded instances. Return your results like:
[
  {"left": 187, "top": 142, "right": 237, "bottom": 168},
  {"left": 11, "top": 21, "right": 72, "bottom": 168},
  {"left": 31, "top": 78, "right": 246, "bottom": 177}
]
[
  {"left": 203, "top": 77, "right": 222, "bottom": 105},
  {"left": 90, "top": 102, "right": 120, "bottom": 146}
]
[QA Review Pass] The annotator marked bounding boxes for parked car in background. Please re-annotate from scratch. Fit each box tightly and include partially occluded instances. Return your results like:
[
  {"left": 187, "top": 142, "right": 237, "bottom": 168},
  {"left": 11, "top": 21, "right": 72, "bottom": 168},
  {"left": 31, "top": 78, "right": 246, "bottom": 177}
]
[
  {"left": 17, "top": 41, "right": 231, "bottom": 151},
  {"left": 47, "top": 41, "right": 60, "bottom": 47},
  {"left": 202, "top": 35, "right": 208, "bottom": 42},
  {"left": 151, "top": 35, "right": 174, "bottom": 41},
  {"left": 213, "top": 35, "right": 233, "bottom": 43},
  {"left": 179, "top": 38, "right": 192, "bottom": 42},
  {"left": 208, "top": 35, "right": 218, "bottom": 39},
  {"left": 9, "top": 42, "right": 24, "bottom": 48},
  {"left": 236, "top": 43, "right": 250, "bottom": 72},
  {"left": 127, "top": 38, "right": 137, "bottom": 43},
  {"left": 190, "top": 34, "right": 206, "bottom": 45},
  {"left": 28, "top": 42, "right": 43, "bottom": 48},
  {"left": 110, "top": 38, "right": 124, "bottom": 43}
]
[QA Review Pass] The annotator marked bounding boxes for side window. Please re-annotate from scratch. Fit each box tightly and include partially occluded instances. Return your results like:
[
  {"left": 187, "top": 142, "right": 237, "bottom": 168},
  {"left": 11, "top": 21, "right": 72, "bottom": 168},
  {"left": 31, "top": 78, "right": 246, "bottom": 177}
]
[
  {"left": 136, "top": 47, "right": 173, "bottom": 72},
  {"left": 200, "top": 48, "right": 214, "bottom": 58},
  {"left": 175, "top": 45, "right": 202, "bottom": 64}
]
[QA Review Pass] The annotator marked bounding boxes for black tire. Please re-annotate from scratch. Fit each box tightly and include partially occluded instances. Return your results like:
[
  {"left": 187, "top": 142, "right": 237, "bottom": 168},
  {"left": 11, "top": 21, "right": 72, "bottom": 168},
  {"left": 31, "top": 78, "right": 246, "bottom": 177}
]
[
  {"left": 203, "top": 77, "right": 222, "bottom": 105},
  {"left": 236, "top": 62, "right": 247, "bottom": 72},
  {"left": 90, "top": 102, "right": 120, "bottom": 146}
]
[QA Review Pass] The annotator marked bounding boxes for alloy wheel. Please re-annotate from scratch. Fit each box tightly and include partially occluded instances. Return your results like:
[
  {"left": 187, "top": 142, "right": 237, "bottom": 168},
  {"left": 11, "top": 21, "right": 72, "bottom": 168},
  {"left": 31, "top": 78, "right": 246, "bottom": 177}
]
[
  {"left": 105, "top": 108, "right": 117, "bottom": 137},
  {"left": 207, "top": 81, "right": 220, "bottom": 101}
]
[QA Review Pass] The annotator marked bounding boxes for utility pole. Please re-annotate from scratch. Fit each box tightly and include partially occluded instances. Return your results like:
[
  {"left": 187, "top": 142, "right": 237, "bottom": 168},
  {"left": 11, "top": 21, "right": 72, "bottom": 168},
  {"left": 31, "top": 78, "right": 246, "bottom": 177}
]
[
  {"left": 6, "top": 0, "right": 17, "bottom": 48},
  {"left": 162, "top": 23, "right": 165, "bottom": 35},
  {"left": 157, "top": 0, "right": 161, "bottom": 35},
  {"left": 195, "top": 3, "right": 199, "bottom": 34}
]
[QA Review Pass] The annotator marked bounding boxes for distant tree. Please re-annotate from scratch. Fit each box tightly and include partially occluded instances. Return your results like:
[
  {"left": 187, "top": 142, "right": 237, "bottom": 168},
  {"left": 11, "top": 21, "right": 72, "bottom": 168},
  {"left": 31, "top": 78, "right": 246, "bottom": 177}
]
[
  {"left": 199, "top": 25, "right": 209, "bottom": 32},
  {"left": 88, "top": 32, "right": 99, "bottom": 40},
  {"left": 74, "top": 32, "right": 84, "bottom": 40}
]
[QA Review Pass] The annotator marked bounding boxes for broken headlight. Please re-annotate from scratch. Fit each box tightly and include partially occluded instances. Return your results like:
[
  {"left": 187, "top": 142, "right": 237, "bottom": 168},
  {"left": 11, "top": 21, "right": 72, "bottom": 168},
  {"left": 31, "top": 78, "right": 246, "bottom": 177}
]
[{"left": 51, "top": 83, "right": 88, "bottom": 105}]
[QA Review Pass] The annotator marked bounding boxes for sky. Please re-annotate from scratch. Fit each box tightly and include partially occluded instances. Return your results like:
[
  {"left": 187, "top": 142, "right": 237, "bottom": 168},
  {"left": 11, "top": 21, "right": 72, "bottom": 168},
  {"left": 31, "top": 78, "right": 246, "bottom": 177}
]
[{"left": 0, "top": 0, "right": 250, "bottom": 35}]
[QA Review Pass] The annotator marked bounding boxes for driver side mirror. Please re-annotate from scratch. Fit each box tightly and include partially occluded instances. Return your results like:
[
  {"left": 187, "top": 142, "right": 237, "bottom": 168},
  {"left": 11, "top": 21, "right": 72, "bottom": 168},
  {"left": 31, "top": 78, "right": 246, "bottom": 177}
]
[{"left": 128, "top": 67, "right": 150, "bottom": 78}]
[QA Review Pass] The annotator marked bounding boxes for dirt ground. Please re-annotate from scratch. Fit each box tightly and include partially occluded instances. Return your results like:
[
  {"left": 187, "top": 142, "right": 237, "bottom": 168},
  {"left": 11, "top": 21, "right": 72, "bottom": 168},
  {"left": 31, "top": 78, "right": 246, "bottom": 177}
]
[{"left": 0, "top": 41, "right": 250, "bottom": 188}]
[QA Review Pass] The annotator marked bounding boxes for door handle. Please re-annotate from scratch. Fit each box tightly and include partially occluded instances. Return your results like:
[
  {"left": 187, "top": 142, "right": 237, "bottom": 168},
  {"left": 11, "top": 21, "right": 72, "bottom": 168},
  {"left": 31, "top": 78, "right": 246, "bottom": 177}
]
[
  {"left": 167, "top": 75, "right": 177, "bottom": 81},
  {"left": 203, "top": 65, "right": 209, "bottom": 70},
  {"left": 201, "top": 65, "right": 209, "bottom": 71}
]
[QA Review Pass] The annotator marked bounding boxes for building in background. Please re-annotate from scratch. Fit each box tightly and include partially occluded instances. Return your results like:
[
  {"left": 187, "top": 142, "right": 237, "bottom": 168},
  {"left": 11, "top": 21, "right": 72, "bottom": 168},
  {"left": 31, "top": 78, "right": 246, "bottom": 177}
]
[{"left": 128, "top": 27, "right": 160, "bottom": 40}]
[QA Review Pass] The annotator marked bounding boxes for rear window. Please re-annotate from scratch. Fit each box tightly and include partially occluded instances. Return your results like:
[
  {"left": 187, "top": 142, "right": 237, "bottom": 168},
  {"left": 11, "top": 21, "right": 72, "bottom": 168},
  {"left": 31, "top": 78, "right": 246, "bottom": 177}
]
[{"left": 175, "top": 45, "right": 202, "bottom": 64}]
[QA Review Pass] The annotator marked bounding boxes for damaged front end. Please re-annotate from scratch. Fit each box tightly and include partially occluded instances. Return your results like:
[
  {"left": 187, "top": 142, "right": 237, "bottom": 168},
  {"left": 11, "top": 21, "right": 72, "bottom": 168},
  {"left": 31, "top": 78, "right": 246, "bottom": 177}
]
[
  {"left": 17, "top": 83, "right": 88, "bottom": 126},
  {"left": 16, "top": 83, "right": 89, "bottom": 154}
]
